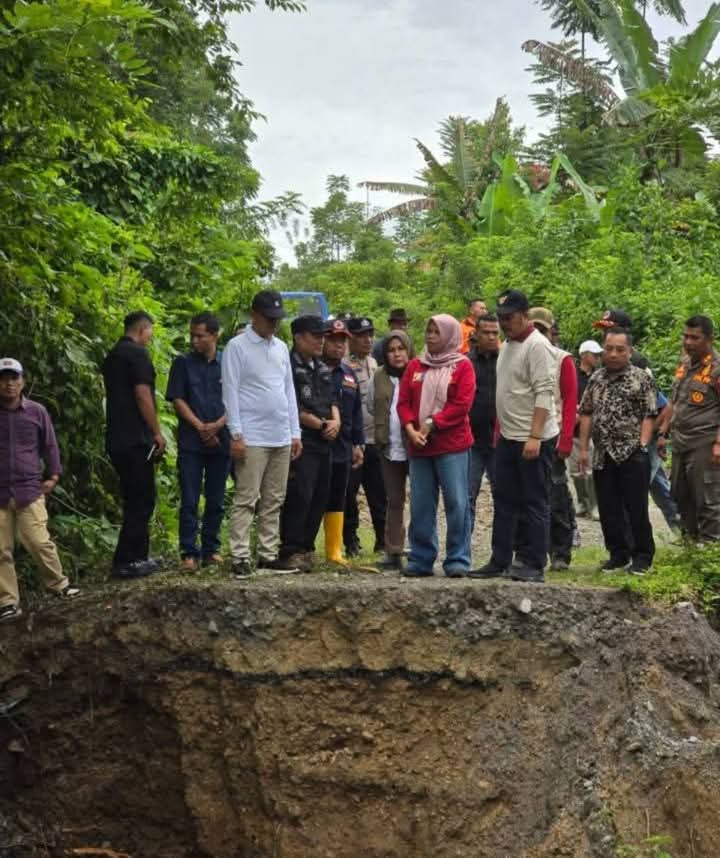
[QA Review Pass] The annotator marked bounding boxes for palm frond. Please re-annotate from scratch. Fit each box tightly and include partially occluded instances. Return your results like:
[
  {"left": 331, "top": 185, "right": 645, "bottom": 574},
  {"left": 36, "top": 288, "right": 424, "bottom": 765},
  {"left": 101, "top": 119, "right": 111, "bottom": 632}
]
[
  {"left": 357, "top": 181, "right": 429, "bottom": 195},
  {"left": 522, "top": 39, "right": 620, "bottom": 109},
  {"left": 478, "top": 98, "right": 509, "bottom": 173},
  {"left": 668, "top": 2, "right": 720, "bottom": 89},
  {"left": 367, "top": 198, "right": 436, "bottom": 225}
]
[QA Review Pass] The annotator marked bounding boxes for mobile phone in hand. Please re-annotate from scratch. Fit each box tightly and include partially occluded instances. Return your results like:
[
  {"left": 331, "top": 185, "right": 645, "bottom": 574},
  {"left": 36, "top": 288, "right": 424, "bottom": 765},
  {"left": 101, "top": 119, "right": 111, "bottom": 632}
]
[{"left": 146, "top": 443, "right": 157, "bottom": 462}]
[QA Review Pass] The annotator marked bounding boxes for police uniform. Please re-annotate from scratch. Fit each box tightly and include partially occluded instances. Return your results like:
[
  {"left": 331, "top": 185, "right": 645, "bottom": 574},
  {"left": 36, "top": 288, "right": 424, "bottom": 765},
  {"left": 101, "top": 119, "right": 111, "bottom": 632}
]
[
  {"left": 670, "top": 349, "right": 720, "bottom": 541},
  {"left": 279, "top": 316, "right": 338, "bottom": 561},
  {"left": 327, "top": 338, "right": 364, "bottom": 513},
  {"left": 344, "top": 317, "right": 387, "bottom": 555}
]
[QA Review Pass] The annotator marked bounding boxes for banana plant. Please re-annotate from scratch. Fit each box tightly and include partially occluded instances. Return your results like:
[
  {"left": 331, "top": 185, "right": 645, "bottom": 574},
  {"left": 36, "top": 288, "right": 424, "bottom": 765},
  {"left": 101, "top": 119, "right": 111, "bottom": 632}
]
[
  {"left": 476, "top": 152, "right": 601, "bottom": 236},
  {"left": 524, "top": 0, "right": 720, "bottom": 156}
]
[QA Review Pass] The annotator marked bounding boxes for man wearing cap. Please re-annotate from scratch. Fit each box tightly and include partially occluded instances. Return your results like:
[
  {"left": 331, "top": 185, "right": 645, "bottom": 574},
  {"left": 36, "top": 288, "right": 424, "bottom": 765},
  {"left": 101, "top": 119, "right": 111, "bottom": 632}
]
[
  {"left": 459, "top": 298, "right": 488, "bottom": 355},
  {"left": 322, "top": 319, "right": 365, "bottom": 563},
  {"left": 593, "top": 309, "right": 651, "bottom": 373},
  {"left": 372, "top": 308, "right": 410, "bottom": 365},
  {"left": 344, "top": 317, "right": 386, "bottom": 556},
  {"left": 279, "top": 315, "right": 340, "bottom": 571},
  {"left": 660, "top": 315, "right": 720, "bottom": 542},
  {"left": 570, "top": 340, "right": 603, "bottom": 518},
  {"left": 222, "top": 290, "right": 302, "bottom": 577},
  {"left": 520, "top": 307, "right": 578, "bottom": 571},
  {"left": 470, "top": 290, "right": 558, "bottom": 583},
  {"left": 102, "top": 311, "right": 166, "bottom": 579},
  {"left": 166, "top": 311, "right": 230, "bottom": 572},
  {"left": 0, "top": 359, "right": 79, "bottom": 622}
]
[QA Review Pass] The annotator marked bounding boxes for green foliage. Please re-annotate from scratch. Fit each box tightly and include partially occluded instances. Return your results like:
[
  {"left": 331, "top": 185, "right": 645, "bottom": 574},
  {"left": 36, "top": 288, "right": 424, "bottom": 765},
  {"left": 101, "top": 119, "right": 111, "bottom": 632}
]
[{"left": 616, "top": 834, "right": 674, "bottom": 858}]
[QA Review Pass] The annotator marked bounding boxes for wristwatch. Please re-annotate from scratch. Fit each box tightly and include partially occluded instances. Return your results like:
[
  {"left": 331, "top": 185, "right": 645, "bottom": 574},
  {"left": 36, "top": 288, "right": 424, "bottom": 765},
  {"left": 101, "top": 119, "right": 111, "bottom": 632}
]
[{"left": 231, "top": 432, "right": 243, "bottom": 441}]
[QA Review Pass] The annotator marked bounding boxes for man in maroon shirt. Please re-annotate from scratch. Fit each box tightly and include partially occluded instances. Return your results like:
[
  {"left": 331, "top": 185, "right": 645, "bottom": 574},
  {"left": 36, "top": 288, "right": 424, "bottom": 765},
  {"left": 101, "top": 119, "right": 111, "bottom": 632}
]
[{"left": 0, "top": 358, "right": 80, "bottom": 622}]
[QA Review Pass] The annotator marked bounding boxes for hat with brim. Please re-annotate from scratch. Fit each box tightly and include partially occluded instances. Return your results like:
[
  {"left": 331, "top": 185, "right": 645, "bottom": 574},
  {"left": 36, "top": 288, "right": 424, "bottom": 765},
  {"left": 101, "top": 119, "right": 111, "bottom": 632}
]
[
  {"left": 251, "top": 289, "right": 286, "bottom": 320},
  {"left": 0, "top": 357, "right": 23, "bottom": 375},
  {"left": 347, "top": 317, "right": 374, "bottom": 334},
  {"left": 528, "top": 307, "right": 554, "bottom": 331},
  {"left": 593, "top": 309, "right": 632, "bottom": 330},
  {"left": 579, "top": 340, "right": 603, "bottom": 355},
  {"left": 324, "top": 319, "right": 351, "bottom": 338},
  {"left": 495, "top": 289, "right": 530, "bottom": 316}
]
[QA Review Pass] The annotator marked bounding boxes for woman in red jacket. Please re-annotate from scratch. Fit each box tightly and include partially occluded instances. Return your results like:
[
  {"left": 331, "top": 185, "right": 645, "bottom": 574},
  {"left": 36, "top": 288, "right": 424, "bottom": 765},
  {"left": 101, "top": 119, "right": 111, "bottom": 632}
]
[{"left": 397, "top": 314, "right": 475, "bottom": 577}]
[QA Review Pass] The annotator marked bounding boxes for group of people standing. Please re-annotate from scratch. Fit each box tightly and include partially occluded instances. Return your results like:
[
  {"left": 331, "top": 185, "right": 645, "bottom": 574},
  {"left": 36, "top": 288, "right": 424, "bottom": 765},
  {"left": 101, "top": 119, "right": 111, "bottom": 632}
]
[{"left": 1, "top": 288, "right": 719, "bottom": 621}]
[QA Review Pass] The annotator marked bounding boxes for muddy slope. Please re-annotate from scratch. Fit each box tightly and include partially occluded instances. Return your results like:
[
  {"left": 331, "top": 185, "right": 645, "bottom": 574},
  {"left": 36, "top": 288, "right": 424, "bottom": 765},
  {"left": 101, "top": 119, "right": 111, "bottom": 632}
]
[{"left": 0, "top": 577, "right": 719, "bottom": 857}]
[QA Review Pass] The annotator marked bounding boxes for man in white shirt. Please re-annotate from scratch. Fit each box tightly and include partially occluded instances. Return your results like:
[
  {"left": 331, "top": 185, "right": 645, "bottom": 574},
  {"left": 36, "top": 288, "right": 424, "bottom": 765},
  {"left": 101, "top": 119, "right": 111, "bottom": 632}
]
[
  {"left": 222, "top": 290, "right": 302, "bottom": 577},
  {"left": 471, "top": 289, "right": 558, "bottom": 583}
]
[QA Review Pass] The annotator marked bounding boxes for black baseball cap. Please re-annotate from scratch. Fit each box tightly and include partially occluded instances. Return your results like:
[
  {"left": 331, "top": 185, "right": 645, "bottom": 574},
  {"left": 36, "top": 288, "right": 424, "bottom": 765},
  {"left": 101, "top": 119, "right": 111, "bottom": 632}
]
[
  {"left": 251, "top": 289, "right": 285, "bottom": 320},
  {"left": 495, "top": 289, "right": 530, "bottom": 316},
  {"left": 347, "top": 316, "right": 374, "bottom": 334},
  {"left": 593, "top": 309, "right": 633, "bottom": 330},
  {"left": 291, "top": 314, "right": 325, "bottom": 336}
]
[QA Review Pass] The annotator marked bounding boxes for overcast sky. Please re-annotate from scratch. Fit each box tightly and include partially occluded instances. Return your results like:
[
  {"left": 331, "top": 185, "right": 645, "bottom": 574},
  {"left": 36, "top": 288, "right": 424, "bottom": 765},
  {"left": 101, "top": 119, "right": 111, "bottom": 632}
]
[{"left": 230, "top": 0, "right": 714, "bottom": 258}]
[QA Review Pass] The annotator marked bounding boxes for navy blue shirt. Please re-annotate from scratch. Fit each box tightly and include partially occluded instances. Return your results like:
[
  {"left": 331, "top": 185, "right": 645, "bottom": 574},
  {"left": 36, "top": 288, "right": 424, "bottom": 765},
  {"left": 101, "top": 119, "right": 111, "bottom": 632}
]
[
  {"left": 330, "top": 362, "right": 364, "bottom": 463},
  {"left": 166, "top": 351, "right": 229, "bottom": 454}
]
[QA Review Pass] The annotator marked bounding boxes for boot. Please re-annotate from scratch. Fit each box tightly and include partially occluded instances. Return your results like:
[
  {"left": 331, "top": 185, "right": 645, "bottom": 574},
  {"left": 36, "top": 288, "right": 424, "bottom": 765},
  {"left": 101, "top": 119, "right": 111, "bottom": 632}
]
[
  {"left": 573, "top": 476, "right": 589, "bottom": 517},
  {"left": 324, "top": 512, "right": 348, "bottom": 565}
]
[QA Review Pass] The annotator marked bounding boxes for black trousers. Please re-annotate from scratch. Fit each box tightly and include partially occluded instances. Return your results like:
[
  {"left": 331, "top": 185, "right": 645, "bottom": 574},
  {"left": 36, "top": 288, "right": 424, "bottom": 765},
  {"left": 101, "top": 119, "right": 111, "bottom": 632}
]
[
  {"left": 279, "top": 449, "right": 331, "bottom": 557},
  {"left": 593, "top": 450, "right": 655, "bottom": 567},
  {"left": 110, "top": 447, "right": 156, "bottom": 566},
  {"left": 344, "top": 443, "right": 386, "bottom": 550},
  {"left": 327, "top": 460, "right": 352, "bottom": 513},
  {"left": 515, "top": 445, "right": 575, "bottom": 564},
  {"left": 492, "top": 437, "right": 552, "bottom": 572}
]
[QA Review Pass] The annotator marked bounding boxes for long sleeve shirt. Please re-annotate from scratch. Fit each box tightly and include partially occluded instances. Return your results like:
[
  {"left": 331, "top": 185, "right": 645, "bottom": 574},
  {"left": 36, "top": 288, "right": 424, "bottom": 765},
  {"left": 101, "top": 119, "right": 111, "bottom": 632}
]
[
  {"left": 495, "top": 327, "right": 559, "bottom": 442},
  {"left": 221, "top": 328, "right": 300, "bottom": 447},
  {"left": 397, "top": 357, "right": 475, "bottom": 457},
  {"left": 557, "top": 353, "right": 578, "bottom": 456},
  {"left": 0, "top": 398, "right": 62, "bottom": 507}
]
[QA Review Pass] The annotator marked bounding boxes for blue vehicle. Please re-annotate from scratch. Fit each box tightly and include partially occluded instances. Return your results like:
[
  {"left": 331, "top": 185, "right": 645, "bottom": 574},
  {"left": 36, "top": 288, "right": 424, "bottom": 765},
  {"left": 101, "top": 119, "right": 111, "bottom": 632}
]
[{"left": 279, "top": 291, "right": 330, "bottom": 321}]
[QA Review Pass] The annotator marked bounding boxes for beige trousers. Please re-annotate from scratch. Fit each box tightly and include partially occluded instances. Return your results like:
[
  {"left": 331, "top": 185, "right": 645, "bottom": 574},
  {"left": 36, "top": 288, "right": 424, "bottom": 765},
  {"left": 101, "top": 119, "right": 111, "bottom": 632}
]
[
  {"left": 229, "top": 446, "right": 291, "bottom": 561},
  {"left": 0, "top": 496, "right": 68, "bottom": 607}
]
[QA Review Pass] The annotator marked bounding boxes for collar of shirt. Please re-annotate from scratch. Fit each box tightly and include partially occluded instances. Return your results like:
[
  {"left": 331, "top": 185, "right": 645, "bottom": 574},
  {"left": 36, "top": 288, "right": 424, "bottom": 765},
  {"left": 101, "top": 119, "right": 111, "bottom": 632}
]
[
  {"left": 189, "top": 349, "right": 220, "bottom": 365},
  {"left": 509, "top": 325, "right": 535, "bottom": 343},
  {"left": 0, "top": 396, "right": 26, "bottom": 412},
  {"left": 292, "top": 349, "right": 315, "bottom": 369},
  {"left": 246, "top": 326, "right": 276, "bottom": 347}
]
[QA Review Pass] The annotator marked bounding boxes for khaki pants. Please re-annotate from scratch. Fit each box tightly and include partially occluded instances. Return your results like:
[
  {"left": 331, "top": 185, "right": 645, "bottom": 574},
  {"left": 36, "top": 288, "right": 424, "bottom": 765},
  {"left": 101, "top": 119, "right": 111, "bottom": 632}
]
[
  {"left": 0, "top": 497, "right": 68, "bottom": 607},
  {"left": 671, "top": 444, "right": 720, "bottom": 542},
  {"left": 229, "top": 446, "right": 291, "bottom": 561},
  {"left": 380, "top": 457, "right": 408, "bottom": 555}
]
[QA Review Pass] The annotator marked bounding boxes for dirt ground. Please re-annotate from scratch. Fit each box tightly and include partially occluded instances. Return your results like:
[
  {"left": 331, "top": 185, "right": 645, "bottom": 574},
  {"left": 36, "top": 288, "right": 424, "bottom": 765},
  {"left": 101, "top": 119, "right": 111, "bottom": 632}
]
[{"left": 1, "top": 575, "right": 720, "bottom": 858}]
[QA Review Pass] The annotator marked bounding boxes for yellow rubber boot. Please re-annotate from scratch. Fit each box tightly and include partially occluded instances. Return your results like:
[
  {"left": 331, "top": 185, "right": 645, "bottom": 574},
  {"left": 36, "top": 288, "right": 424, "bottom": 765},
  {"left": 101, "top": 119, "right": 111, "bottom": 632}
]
[{"left": 324, "top": 512, "right": 348, "bottom": 565}]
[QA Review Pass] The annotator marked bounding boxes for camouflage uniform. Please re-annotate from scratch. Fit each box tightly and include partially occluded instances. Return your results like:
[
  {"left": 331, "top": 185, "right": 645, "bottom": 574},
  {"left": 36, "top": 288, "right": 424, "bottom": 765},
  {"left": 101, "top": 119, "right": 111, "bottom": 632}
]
[{"left": 670, "top": 349, "right": 720, "bottom": 542}]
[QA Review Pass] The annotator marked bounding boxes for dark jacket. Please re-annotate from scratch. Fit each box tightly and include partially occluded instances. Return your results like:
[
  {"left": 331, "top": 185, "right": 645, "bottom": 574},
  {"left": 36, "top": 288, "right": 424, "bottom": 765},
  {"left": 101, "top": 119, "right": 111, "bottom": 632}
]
[{"left": 468, "top": 347, "right": 497, "bottom": 448}]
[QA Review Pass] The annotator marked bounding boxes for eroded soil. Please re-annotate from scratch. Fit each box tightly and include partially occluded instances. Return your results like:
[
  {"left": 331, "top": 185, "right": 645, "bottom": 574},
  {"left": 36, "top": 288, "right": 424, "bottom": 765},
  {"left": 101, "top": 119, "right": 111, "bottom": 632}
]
[{"left": 1, "top": 577, "right": 719, "bottom": 857}]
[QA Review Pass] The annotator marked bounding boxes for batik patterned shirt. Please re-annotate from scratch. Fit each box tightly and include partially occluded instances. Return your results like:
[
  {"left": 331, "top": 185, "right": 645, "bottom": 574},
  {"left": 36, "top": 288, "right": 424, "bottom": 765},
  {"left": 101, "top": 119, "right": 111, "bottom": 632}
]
[{"left": 579, "top": 364, "right": 657, "bottom": 469}]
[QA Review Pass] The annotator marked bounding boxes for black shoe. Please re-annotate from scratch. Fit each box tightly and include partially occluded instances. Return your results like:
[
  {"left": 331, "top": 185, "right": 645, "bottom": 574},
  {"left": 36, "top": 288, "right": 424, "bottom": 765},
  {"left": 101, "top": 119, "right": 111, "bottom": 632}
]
[
  {"left": 468, "top": 563, "right": 506, "bottom": 579},
  {"left": 401, "top": 568, "right": 434, "bottom": 578},
  {"left": 380, "top": 553, "right": 404, "bottom": 571},
  {"left": 599, "top": 558, "right": 629, "bottom": 573},
  {"left": 232, "top": 560, "right": 253, "bottom": 578},
  {"left": 110, "top": 560, "right": 156, "bottom": 580},
  {"left": 345, "top": 543, "right": 361, "bottom": 558},
  {"left": 507, "top": 564, "right": 545, "bottom": 583},
  {"left": 626, "top": 561, "right": 649, "bottom": 576},
  {"left": 0, "top": 604, "right": 21, "bottom": 623},
  {"left": 373, "top": 541, "right": 384, "bottom": 554},
  {"left": 257, "top": 557, "right": 300, "bottom": 575}
]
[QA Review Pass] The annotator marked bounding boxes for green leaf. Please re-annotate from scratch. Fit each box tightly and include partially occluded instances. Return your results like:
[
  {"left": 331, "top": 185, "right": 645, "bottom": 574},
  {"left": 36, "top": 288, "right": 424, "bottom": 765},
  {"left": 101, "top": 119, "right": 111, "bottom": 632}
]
[{"left": 668, "top": 2, "right": 720, "bottom": 89}]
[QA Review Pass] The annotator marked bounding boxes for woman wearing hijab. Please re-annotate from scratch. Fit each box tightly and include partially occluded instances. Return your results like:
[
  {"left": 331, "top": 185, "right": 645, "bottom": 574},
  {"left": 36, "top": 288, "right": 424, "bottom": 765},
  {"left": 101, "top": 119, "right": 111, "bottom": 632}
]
[
  {"left": 368, "top": 330, "right": 414, "bottom": 571},
  {"left": 397, "top": 315, "right": 475, "bottom": 577}
]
